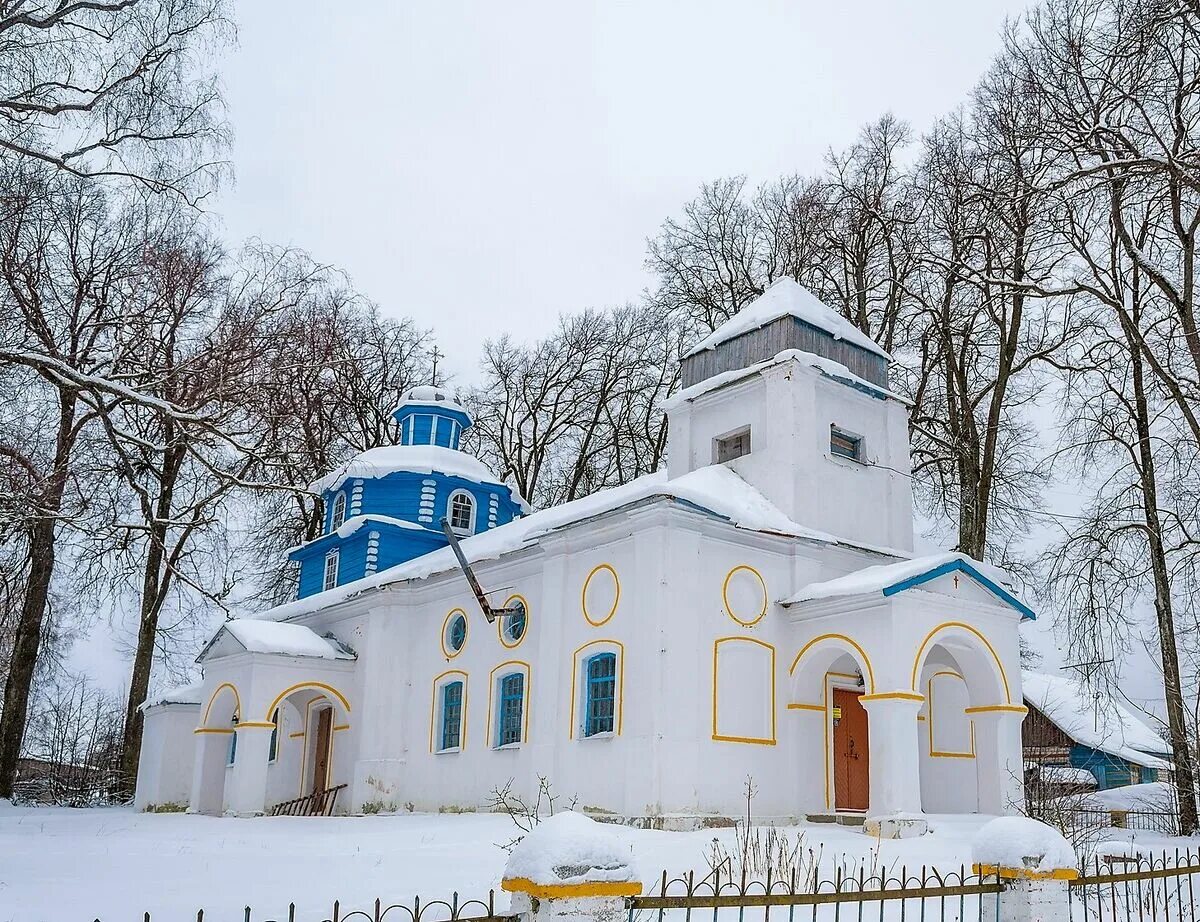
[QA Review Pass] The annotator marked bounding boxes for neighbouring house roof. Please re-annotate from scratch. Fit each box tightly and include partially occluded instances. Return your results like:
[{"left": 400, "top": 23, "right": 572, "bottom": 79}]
[
  {"left": 196, "top": 619, "right": 357, "bottom": 664},
  {"left": 249, "top": 464, "right": 912, "bottom": 626},
  {"left": 1021, "top": 670, "right": 1171, "bottom": 770},
  {"left": 1033, "top": 765, "right": 1098, "bottom": 787},
  {"left": 780, "top": 552, "right": 1034, "bottom": 620},
  {"left": 684, "top": 278, "right": 891, "bottom": 361},
  {"left": 309, "top": 444, "right": 527, "bottom": 507}
]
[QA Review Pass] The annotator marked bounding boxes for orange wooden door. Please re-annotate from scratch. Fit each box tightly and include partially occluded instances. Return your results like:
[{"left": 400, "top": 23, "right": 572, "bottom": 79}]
[
  {"left": 833, "top": 689, "right": 870, "bottom": 811},
  {"left": 312, "top": 707, "right": 332, "bottom": 793}
]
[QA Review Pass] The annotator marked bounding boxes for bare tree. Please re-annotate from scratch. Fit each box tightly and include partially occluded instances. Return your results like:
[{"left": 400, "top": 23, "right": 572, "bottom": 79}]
[{"left": 0, "top": 0, "right": 231, "bottom": 198}]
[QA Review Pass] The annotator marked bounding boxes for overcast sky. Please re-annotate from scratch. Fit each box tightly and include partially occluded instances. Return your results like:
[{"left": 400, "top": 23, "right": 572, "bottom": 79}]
[
  {"left": 87, "top": 0, "right": 1156, "bottom": 706},
  {"left": 213, "top": 1, "right": 1031, "bottom": 383}
]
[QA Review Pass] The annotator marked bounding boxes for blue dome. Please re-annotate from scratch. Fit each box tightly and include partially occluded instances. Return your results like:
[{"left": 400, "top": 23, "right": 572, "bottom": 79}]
[{"left": 288, "top": 389, "right": 525, "bottom": 599}]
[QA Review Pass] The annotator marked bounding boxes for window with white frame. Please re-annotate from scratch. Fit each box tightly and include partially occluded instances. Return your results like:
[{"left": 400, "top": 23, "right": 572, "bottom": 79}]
[
  {"left": 439, "top": 681, "right": 464, "bottom": 751},
  {"left": 714, "top": 426, "right": 751, "bottom": 463},
  {"left": 323, "top": 550, "right": 340, "bottom": 591},
  {"left": 583, "top": 652, "right": 617, "bottom": 737},
  {"left": 330, "top": 491, "right": 347, "bottom": 531},
  {"left": 448, "top": 490, "right": 475, "bottom": 534}
]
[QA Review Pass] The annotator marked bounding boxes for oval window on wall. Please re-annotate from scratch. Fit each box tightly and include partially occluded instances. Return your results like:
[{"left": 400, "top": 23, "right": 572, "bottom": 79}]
[
  {"left": 442, "top": 609, "right": 468, "bottom": 658},
  {"left": 500, "top": 596, "right": 528, "bottom": 648}
]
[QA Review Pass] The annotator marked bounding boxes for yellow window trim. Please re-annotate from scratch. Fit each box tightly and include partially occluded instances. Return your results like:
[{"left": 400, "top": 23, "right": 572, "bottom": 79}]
[
  {"left": 569, "top": 639, "right": 624, "bottom": 739},
  {"left": 498, "top": 594, "right": 530, "bottom": 649},
  {"left": 722, "top": 565, "right": 768, "bottom": 627},
  {"left": 711, "top": 636, "right": 776, "bottom": 745},
  {"left": 789, "top": 634, "right": 876, "bottom": 694},
  {"left": 430, "top": 669, "right": 469, "bottom": 753},
  {"left": 787, "top": 702, "right": 825, "bottom": 712},
  {"left": 200, "top": 682, "right": 241, "bottom": 727},
  {"left": 264, "top": 682, "right": 351, "bottom": 722},
  {"left": 910, "top": 621, "right": 1011, "bottom": 703},
  {"left": 235, "top": 720, "right": 276, "bottom": 729},
  {"left": 964, "top": 704, "right": 1028, "bottom": 715},
  {"left": 581, "top": 564, "right": 620, "bottom": 627},
  {"left": 440, "top": 608, "right": 468, "bottom": 660},
  {"left": 193, "top": 727, "right": 234, "bottom": 735},
  {"left": 487, "top": 660, "right": 532, "bottom": 746}
]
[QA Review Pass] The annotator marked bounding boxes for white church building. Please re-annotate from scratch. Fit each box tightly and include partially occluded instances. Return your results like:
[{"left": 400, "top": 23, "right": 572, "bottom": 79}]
[{"left": 135, "top": 279, "right": 1031, "bottom": 837}]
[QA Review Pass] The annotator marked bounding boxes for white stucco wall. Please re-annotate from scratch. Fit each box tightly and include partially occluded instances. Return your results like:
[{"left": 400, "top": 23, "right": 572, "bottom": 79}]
[{"left": 134, "top": 703, "right": 199, "bottom": 810}]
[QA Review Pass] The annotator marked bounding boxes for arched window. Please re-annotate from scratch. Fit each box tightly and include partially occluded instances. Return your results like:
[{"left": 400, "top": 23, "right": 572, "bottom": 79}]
[
  {"left": 496, "top": 673, "right": 525, "bottom": 747},
  {"left": 585, "top": 653, "right": 617, "bottom": 737},
  {"left": 440, "top": 681, "right": 463, "bottom": 751},
  {"left": 323, "top": 550, "right": 340, "bottom": 592},
  {"left": 228, "top": 715, "right": 239, "bottom": 765},
  {"left": 268, "top": 708, "right": 280, "bottom": 763},
  {"left": 448, "top": 490, "right": 475, "bottom": 534},
  {"left": 330, "top": 492, "right": 347, "bottom": 531}
]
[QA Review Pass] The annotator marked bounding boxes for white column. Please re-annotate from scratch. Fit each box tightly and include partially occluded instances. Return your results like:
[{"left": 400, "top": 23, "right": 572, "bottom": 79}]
[
  {"left": 790, "top": 708, "right": 826, "bottom": 816},
  {"left": 225, "top": 724, "right": 273, "bottom": 816},
  {"left": 188, "top": 730, "right": 230, "bottom": 815},
  {"left": 861, "top": 695, "right": 927, "bottom": 838},
  {"left": 972, "top": 709, "right": 1027, "bottom": 815}
]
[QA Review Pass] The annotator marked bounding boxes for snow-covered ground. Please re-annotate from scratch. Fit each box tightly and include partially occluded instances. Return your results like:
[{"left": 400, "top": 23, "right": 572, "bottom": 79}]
[{"left": 0, "top": 805, "right": 1189, "bottom": 922}]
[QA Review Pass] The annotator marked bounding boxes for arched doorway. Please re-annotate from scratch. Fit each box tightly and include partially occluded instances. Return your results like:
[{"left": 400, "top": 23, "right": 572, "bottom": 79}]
[
  {"left": 261, "top": 683, "right": 351, "bottom": 808},
  {"left": 789, "top": 634, "right": 875, "bottom": 815},
  {"left": 191, "top": 683, "right": 240, "bottom": 815},
  {"left": 911, "top": 623, "right": 1019, "bottom": 815}
]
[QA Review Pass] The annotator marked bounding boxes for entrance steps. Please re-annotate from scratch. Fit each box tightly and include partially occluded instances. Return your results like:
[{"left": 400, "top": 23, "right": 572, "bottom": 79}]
[{"left": 805, "top": 812, "right": 866, "bottom": 827}]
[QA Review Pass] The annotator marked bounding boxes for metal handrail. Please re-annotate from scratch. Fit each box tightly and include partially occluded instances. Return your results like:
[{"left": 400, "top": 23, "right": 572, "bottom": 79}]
[{"left": 268, "top": 783, "right": 347, "bottom": 817}]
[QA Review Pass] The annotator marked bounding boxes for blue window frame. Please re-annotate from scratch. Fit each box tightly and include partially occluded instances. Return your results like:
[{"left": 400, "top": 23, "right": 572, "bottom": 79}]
[
  {"left": 497, "top": 673, "right": 524, "bottom": 747},
  {"left": 585, "top": 653, "right": 617, "bottom": 737},
  {"left": 228, "top": 715, "right": 239, "bottom": 765},
  {"left": 447, "top": 613, "right": 466, "bottom": 653},
  {"left": 504, "top": 602, "right": 527, "bottom": 644},
  {"left": 440, "top": 681, "right": 463, "bottom": 750},
  {"left": 268, "top": 708, "right": 280, "bottom": 762}
]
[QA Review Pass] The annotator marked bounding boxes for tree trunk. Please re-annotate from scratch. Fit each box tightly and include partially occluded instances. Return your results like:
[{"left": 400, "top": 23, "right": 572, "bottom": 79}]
[
  {"left": 0, "top": 392, "right": 76, "bottom": 798},
  {"left": 1128, "top": 334, "right": 1200, "bottom": 836}
]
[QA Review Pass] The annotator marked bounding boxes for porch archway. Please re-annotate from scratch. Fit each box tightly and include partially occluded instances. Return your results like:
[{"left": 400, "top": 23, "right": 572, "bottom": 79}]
[{"left": 191, "top": 683, "right": 240, "bottom": 815}]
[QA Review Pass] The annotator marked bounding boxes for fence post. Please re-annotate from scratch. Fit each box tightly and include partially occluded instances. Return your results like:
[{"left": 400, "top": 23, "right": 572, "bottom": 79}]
[
  {"left": 501, "top": 812, "right": 642, "bottom": 922},
  {"left": 972, "top": 817, "right": 1079, "bottom": 922}
]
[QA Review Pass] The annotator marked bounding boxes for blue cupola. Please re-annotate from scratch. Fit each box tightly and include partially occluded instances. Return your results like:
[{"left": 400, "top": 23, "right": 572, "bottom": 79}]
[
  {"left": 393, "top": 385, "right": 472, "bottom": 450},
  {"left": 287, "top": 385, "right": 527, "bottom": 599}
]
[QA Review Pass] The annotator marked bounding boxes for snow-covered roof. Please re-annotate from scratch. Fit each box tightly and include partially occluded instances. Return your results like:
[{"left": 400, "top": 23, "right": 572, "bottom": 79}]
[
  {"left": 1079, "top": 781, "right": 1177, "bottom": 812},
  {"left": 254, "top": 464, "right": 864, "bottom": 624},
  {"left": 684, "top": 278, "right": 891, "bottom": 361},
  {"left": 140, "top": 681, "right": 203, "bottom": 710},
  {"left": 663, "top": 348, "right": 907, "bottom": 412},
  {"left": 394, "top": 385, "right": 470, "bottom": 419},
  {"left": 1022, "top": 670, "right": 1170, "bottom": 769},
  {"left": 1033, "top": 765, "right": 1098, "bottom": 787},
  {"left": 197, "top": 619, "right": 357, "bottom": 663},
  {"left": 309, "top": 444, "right": 521, "bottom": 500},
  {"left": 781, "top": 552, "right": 1033, "bottom": 619}
]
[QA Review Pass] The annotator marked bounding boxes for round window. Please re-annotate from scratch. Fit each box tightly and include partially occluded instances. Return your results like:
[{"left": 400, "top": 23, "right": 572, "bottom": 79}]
[
  {"left": 504, "top": 600, "right": 527, "bottom": 645},
  {"left": 443, "top": 610, "right": 467, "bottom": 657}
]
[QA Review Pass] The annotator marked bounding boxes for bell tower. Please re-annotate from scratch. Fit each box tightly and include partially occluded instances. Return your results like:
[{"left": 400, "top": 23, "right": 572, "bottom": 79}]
[{"left": 665, "top": 279, "right": 914, "bottom": 552}]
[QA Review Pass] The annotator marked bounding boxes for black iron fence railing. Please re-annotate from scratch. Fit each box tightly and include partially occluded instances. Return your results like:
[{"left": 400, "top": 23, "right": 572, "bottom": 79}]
[
  {"left": 96, "top": 890, "right": 517, "bottom": 922},
  {"left": 626, "top": 864, "right": 1003, "bottom": 921},
  {"left": 1069, "top": 851, "right": 1200, "bottom": 921}
]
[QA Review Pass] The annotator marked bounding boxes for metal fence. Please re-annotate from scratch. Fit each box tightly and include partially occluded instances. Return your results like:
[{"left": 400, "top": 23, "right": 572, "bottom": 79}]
[
  {"left": 626, "top": 863, "right": 1003, "bottom": 922},
  {"left": 1069, "top": 808, "right": 1182, "bottom": 837},
  {"left": 1069, "top": 851, "right": 1200, "bottom": 921},
  {"left": 96, "top": 891, "right": 518, "bottom": 922}
]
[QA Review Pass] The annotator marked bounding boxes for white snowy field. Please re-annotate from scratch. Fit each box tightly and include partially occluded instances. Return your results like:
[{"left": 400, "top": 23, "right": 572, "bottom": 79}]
[{"left": 0, "top": 805, "right": 1189, "bottom": 922}]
